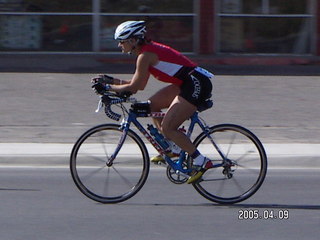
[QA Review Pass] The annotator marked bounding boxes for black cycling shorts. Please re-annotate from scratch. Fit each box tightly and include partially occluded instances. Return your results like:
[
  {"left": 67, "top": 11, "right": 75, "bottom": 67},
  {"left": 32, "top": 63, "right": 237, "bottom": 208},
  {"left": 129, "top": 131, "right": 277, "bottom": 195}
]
[{"left": 179, "top": 69, "right": 213, "bottom": 107}]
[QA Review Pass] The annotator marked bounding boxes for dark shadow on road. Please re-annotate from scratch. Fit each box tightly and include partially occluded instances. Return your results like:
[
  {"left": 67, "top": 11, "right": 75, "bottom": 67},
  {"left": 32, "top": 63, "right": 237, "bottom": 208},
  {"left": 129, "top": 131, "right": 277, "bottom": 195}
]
[
  {"left": 120, "top": 202, "right": 320, "bottom": 210},
  {"left": 223, "top": 203, "right": 320, "bottom": 210},
  {"left": 0, "top": 188, "right": 40, "bottom": 191}
]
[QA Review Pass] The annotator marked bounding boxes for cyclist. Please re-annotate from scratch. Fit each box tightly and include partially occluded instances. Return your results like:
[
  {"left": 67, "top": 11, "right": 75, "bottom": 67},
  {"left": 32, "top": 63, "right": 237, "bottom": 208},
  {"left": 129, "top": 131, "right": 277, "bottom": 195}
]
[{"left": 92, "top": 20, "right": 214, "bottom": 184}]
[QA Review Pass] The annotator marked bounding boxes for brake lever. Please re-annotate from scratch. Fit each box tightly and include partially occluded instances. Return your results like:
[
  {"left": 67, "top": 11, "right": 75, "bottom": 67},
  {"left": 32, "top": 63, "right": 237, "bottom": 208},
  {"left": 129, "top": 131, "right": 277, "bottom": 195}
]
[{"left": 95, "top": 97, "right": 103, "bottom": 113}]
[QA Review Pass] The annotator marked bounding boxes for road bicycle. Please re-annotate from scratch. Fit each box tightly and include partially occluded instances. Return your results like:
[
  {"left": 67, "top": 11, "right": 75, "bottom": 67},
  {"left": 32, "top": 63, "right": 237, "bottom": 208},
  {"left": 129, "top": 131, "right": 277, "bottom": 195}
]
[{"left": 70, "top": 91, "right": 267, "bottom": 204}]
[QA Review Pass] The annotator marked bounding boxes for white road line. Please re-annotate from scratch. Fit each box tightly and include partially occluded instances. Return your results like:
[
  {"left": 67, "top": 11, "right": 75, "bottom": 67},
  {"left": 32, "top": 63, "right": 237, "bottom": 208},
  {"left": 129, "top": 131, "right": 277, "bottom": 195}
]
[{"left": 1, "top": 143, "right": 320, "bottom": 156}]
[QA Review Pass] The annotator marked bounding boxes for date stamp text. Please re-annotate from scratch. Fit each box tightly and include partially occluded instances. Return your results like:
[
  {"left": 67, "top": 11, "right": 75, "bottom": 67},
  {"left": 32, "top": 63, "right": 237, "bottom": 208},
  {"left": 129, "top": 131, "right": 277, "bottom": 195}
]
[{"left": 238, "top": 209, "right": 289, "bottom": 220}]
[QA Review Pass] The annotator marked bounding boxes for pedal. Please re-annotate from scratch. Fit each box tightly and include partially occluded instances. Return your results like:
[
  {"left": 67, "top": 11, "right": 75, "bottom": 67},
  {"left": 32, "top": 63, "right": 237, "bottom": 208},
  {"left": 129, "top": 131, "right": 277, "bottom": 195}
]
[{"left": 152, "top": 161, "right": 166, "bottom": 166}]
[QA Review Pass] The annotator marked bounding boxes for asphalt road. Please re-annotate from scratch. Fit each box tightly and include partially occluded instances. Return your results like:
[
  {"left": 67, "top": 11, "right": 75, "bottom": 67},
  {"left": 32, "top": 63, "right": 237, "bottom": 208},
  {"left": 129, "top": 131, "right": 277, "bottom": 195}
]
[
  {"left": 0, "top": 72, "right": 320, "bottom": 240},
  {"left": 0, "top": 167, "right": 319, "bottom": 240}
]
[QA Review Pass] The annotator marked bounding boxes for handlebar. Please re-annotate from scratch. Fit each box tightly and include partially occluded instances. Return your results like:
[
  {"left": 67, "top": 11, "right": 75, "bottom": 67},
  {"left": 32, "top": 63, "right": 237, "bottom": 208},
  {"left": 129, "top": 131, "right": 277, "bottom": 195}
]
[
  {"left": 95, "top": 91, "right": 136, "bottom": 121},
  {"left": 105, "top": 103, "right": 122, "bottom": 121}
]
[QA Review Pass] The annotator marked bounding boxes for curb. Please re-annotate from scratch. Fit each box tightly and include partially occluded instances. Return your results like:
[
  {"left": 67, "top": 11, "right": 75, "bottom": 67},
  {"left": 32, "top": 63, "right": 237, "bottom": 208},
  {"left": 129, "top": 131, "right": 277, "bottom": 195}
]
[{"left": 0, "top": 143, "right": 319, "bottom": 169}]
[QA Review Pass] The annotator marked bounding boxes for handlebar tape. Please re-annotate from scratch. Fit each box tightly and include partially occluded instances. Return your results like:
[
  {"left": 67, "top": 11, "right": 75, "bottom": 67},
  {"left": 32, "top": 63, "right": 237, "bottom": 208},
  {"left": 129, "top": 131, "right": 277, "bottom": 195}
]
[{"left": 105, "top": 104, "right": 121, "bottom": 121}]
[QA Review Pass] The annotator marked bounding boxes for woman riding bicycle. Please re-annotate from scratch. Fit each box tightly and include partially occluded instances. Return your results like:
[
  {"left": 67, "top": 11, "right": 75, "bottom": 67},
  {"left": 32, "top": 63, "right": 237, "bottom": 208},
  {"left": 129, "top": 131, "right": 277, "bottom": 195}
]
[{"left": 92, "top": 20, "right": 214, "bottom": 184}]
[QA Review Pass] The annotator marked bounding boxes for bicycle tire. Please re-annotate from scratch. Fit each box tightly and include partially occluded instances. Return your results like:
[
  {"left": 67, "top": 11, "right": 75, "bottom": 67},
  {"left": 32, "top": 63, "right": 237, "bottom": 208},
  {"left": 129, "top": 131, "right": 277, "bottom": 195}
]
[
  {"left": 192, "top": 124, "right": 267, "bottom": 204},
  {"left": 70, "top": 124, "right": 150, "bottom": 203}
]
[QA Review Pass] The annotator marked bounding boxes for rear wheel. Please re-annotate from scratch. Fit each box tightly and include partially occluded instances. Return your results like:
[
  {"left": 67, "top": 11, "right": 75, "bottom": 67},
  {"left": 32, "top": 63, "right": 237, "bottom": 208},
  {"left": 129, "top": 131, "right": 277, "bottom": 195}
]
[{"left": 192, "top": 124, "right": 267, "bottom": 204}]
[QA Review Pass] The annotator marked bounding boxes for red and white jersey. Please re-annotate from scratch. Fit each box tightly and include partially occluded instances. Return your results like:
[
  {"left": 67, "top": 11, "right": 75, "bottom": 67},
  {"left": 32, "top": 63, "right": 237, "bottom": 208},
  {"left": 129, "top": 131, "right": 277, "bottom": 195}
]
[{"left": 140, "top": 41, "right": 197, "bottom": 86}]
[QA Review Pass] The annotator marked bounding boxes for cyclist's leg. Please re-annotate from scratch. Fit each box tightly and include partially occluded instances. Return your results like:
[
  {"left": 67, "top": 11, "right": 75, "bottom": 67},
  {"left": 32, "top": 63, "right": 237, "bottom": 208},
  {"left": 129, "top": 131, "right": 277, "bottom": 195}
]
[
  {"left": 162, "top": 74, "right": 213, "bottom": 182},
  {"left": 161, "top": 72, "right": 212, "bottom": 156},
  {"left": 161, "top": 95, "right": 197, "bottom": 154},
  {"left": 148, "top": 84, "right": 180, "bottom": 163},
  {"left": 148, "top": 84, "right": 179, "bottom": 129},
  {"left": 162, "top": 101, "right": 213, "bottom": 183}
]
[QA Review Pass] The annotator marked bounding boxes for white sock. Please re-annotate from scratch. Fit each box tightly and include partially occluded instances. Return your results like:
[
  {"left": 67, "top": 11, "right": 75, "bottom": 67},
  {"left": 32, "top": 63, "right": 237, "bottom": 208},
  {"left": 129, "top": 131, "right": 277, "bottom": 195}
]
[
  {"left": 193, "top": 154, "right": 206, "bottom": 166},
  {"left": 168, "top": 141, "right": 181, "bottom": 154}
]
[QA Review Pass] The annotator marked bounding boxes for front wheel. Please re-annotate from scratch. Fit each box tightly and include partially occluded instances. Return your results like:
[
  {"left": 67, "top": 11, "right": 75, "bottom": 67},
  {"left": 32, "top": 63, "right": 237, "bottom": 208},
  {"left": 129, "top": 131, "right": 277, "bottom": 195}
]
[
  {"left": 70, "top": 124, "right": 150, "bottom": 204},
  {"left": 192, "top": 124, "right": 267, "bottom": 204}
]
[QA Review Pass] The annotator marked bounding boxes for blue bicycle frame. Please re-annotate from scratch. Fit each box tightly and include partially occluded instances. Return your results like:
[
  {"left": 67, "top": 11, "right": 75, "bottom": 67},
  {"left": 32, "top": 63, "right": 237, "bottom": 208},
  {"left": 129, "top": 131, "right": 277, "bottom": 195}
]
[{"left": 113, "top": 110, "right": 223, "bottom": 176}]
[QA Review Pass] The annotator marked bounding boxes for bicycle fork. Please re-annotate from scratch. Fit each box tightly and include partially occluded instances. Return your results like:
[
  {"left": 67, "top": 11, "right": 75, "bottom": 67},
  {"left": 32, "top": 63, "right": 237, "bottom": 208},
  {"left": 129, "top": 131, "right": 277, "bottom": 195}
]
[
  {"left": 105, "top": 117, "right": 132, "bottom": 166},
  {"left": 105, "top": 128, "right": 128, "bottom": 167}
]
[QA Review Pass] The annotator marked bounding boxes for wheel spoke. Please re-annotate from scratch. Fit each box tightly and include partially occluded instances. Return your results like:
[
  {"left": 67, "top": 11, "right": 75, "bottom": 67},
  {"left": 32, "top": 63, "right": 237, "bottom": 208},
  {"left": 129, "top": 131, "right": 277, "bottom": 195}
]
[
  {"left": 102, "top": 167, "right": 111, "bottom": 198},
  {"left": 111, "top": 166, "right": 135, "bottom": 189},
  {"left": 225, "top": 131, "right": 237, "bottom": 157},
  {"left": 229, "top": 176, "right": 247, "bottom": 195},
  {"left": 80, "top": 166, "right": 106, "bottom": 182},
  {"left": 79, "top": 153, "right": 107, "bottom": 164}
]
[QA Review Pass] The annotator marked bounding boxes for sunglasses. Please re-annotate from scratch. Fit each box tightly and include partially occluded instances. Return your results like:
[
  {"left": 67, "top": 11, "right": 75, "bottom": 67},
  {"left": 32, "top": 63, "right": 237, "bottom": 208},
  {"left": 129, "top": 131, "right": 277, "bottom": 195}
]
[{"left": 119, "top": 40, "right": 129, "bottom": 44}]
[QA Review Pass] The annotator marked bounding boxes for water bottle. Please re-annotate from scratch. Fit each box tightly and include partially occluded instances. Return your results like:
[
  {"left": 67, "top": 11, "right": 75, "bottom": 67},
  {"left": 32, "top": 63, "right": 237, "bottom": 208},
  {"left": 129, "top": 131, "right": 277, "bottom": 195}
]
[{"left": 147, "top": 124, "right": 170, "bottom": 151}]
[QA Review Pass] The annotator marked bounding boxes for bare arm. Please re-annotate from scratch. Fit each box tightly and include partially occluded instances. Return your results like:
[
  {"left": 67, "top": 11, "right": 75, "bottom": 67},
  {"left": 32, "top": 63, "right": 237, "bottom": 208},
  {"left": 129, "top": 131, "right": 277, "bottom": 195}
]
[{"left": 109, "top": 52, "right": 157, "bottom": 94}]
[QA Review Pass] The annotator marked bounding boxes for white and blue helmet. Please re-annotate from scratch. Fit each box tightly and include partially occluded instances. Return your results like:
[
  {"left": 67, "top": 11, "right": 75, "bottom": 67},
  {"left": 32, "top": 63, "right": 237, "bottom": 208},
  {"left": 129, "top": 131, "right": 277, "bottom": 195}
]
[{"left": 114, "top": 21, "right": 146, "bottom": 40}]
